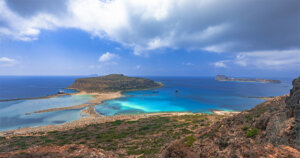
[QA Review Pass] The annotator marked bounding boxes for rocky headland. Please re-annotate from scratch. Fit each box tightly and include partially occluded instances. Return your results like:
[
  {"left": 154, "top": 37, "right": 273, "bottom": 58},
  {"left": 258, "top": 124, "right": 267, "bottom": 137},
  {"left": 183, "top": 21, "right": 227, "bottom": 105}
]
[{"left": 216, "top": 75, "right": 281, "bottom": 83}]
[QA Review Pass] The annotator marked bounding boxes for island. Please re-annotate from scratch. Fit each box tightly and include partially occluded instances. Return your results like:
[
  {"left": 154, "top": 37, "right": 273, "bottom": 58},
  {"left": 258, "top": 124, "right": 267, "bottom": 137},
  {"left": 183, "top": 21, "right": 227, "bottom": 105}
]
[
  {"left": 216, "top": 75, "right": 281, "bottom": 83},
  {"left": 67, "top": 74, "right": 163, "bottom": 92}
]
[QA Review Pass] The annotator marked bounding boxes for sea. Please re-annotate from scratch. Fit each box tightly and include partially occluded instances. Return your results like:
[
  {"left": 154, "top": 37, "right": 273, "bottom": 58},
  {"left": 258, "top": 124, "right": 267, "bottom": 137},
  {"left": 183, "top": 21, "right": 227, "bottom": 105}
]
[{"left": 0, "top": 76, "right": 292, "bottom": 131}]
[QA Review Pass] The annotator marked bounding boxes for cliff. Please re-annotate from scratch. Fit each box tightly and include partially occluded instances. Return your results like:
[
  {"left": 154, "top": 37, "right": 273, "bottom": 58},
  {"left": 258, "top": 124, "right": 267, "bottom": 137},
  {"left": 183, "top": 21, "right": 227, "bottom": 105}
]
[
  {"left": 285, "top": 77, "right": 300, "bottom": 145},
  {"left": 216, "top": 75, "right": 281, "bottom": 83},
  {"left": 67, "top": 74, "right": 162, "bottom": 92}
]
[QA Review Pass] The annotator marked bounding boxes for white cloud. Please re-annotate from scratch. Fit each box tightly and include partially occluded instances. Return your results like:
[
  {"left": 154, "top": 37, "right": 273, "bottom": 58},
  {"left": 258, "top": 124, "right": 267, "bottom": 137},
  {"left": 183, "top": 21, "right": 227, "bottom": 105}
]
[
  {"left": 99, "top": 52, "right": 118, "bottom": 62},
  {"left": 182, "top": 62, "right": 194, "bottom": 66},
  {"left": 212, "top": 49, "right": 300, "bottom": 69},
  {"left": 213, "top": 60, "right": 228, "bottom": 68},
  {"left": 203, "top": 42, "right": 235, "bottom": 53},
  {"left": 1, "top": 0, "right": 299, "bottom": 55},
  {"left": 0, "top": 57, "right": 16, "bottom": 67},
  {"left": 0, "top": 1, "right": 59, "bottom": 41},
  {"left": 136, "top": 65, "right": 141, "bottom": 69},
  {"left": 234, "top": 49, "right": 300, "bottom": 69}
]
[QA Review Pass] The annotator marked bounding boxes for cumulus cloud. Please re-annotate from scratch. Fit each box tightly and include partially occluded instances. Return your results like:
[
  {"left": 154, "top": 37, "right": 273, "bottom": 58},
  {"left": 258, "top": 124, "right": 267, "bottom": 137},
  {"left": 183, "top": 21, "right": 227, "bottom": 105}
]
[
  {"left": 5, "top": 0, "right": 68, "bottom": 17},
  {"left": 0, "top": 57, "right": 16, "bottom": 67},
  {"left": 213, "top": 60, "right": 228, "bottom": 68},
  {"left": 182, "top": 62, "right": 194, "bottom": 66},
  {"left": 0, "top": 1, "right": 60, "bottom": 41},
  {"left": 1, "top": 0, "right": 299, "bottom": 55},
  {"left": 99, "top": 52, "right": 118, "bottom": 62},
  {"left": 213, "top": 49, "right": 300, "bottom": 69},
  {"left": 234, "top": 49, "right": 300, "bottom": 69}
]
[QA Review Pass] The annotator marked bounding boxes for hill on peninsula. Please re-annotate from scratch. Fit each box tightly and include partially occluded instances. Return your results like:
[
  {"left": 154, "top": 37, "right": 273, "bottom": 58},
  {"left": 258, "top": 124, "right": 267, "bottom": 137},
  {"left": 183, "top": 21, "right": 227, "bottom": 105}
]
[{"left": 67, "top": 74, "right": 162, "bottom": 92}]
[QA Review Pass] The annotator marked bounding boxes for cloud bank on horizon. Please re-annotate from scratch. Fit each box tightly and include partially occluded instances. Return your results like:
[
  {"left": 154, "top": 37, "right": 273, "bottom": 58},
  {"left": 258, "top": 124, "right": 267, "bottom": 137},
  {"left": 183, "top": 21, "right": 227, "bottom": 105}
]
[{"left": 0, "top": 0, "right": 300, "bottom": 75}]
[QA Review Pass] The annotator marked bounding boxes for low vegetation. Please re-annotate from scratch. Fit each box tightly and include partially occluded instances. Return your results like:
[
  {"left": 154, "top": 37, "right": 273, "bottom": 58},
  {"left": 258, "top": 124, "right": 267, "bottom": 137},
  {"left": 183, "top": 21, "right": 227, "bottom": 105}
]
[
  {"left": 246, "top": 128, "right": 259, "bottom": 138},
  {"left": 245, "top": 107, "right": 267, "bottom": 121},
  {"left": 0, "top": 114, "right": 218, "bottom": 157}
]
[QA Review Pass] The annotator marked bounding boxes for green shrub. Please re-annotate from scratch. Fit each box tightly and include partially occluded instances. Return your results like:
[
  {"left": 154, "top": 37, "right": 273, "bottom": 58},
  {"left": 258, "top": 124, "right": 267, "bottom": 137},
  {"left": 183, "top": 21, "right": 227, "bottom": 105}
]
[
  {"left": 242, "top": 126, "right": 249, "bottom": 131},
  {"left": 139, "top": 125, "right": 150, "bottom": 131},
  {"left": 181, "top": 129, "right": 192, "bottom": 134},
  {"left": 127, "top": 120, "right": 137, "bottom": 124},
  {"left": 245, "top": 108, "right": 267, "bottom": 121},
  {"left": 183, "top": 136, "right": 195, "bottom": 147},
  {"left": 48, "top": 130, "right": 58, "bottom": 134},
  {"left": 111, "top": 120, "right": 122, "bottom": 126},
  {"left": 246, "top": 128, "right": 258, "bottom": 138}
]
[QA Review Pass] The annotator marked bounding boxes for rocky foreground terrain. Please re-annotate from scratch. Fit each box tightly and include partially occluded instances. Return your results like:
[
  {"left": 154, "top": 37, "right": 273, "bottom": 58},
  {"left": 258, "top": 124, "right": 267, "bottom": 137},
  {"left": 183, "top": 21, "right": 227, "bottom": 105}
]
[
  {"left": 68, "top": 74, "right": 162, "bottom": 93},
  {"left": 0, "top": 77, "right": 299, "bottom": 158}
]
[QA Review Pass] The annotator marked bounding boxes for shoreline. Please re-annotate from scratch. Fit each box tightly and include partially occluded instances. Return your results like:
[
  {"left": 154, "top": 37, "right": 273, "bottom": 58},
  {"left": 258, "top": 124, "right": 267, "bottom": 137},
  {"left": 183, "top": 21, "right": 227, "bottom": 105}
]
[
  {"left": 33, "top": 91, "right": 123, "bottom": 115},
  {"left": 247, "top": 96, "right": 281, "bottom": 101},
  {"left": 0, "top": 93, "right": 74, "bottom": 102}
]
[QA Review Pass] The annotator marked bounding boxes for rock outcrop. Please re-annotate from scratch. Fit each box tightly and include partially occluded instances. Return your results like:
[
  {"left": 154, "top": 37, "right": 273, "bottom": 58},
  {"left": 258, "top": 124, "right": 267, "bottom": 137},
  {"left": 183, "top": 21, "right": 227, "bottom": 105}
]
[{"left": 286, "top": 77, "right": 300, "bottom": 146}]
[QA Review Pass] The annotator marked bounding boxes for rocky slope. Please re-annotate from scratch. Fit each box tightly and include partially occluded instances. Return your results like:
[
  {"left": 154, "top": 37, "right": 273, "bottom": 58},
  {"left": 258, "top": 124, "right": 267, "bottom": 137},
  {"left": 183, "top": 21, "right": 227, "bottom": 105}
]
[
  {"left": 68, "top": 74, "right": 162, "bottom": 93},
  {"left": 286, "top": 77, "right": 300, "bottom": 146},
  {"left": 162, "top": 77, "right": 300, "bottom": 157}
]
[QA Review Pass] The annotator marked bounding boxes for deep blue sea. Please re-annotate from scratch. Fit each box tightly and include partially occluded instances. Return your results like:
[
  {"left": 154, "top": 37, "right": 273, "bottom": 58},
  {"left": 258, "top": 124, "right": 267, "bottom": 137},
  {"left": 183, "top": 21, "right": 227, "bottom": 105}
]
[
  {"left": 0, "top": 76, "right": 293, "bottom": 131},
  {"left": 0, "top": 76, "right": 79, "bottom": 100}
]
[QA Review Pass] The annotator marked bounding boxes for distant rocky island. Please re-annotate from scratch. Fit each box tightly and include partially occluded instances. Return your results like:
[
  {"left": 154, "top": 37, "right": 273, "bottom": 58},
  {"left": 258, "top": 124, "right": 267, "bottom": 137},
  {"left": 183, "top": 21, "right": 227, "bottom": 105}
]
[
  {"left": 67, "top": 74, "right": 162, "bottom": 92},
  {"left": 216, "top": 75, "right": 281, "bottom": 83}
]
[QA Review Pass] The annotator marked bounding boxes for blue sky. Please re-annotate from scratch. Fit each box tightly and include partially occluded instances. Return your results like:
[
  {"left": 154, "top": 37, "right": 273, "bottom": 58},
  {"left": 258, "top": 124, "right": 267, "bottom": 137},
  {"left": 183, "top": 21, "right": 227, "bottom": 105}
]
[{"left": 0, "top": 0, "right": 299, "bottom": 78}]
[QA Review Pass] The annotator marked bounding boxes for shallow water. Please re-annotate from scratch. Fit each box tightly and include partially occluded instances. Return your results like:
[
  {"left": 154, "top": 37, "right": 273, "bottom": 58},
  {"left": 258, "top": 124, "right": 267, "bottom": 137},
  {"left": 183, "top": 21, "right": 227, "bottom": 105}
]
[
  {"left": 95, "top": 77, "right": 291, "bottom": 116},
  {"left": 0, "top": 94, "right": 94, "bottom": 131},
  {"left": 0, "top": 76, "right": 292, "bottom": 131}
]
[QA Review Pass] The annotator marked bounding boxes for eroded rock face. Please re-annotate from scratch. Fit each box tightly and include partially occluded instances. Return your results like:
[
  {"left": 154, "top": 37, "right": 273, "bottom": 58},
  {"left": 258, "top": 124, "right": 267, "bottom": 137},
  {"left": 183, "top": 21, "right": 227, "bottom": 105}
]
[{"left": 286, "top": 77, "right": 300, "bottom": 145}]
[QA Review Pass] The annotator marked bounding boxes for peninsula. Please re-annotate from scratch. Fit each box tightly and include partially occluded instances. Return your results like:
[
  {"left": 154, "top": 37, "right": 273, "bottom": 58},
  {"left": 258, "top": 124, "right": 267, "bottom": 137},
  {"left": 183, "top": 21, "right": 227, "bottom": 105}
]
[
  {"left": 32, "top": 74, "right": 162, "bottom": 115},
  {"left": 216, "top": 75, "right": 281, "bottom": 83}
]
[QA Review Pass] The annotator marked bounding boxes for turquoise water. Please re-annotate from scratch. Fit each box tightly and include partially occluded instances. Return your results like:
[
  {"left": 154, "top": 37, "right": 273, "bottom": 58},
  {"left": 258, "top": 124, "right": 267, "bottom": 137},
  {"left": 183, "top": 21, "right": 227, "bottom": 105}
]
[
  {"left": 95, "top": 77, "right": 291, "bottom": 116},
  {"left": 0, "top": 95, "right": 94, "bottom": 131},
  {"left": 0, "top": 76, "right": 292, "bottom": 131}
]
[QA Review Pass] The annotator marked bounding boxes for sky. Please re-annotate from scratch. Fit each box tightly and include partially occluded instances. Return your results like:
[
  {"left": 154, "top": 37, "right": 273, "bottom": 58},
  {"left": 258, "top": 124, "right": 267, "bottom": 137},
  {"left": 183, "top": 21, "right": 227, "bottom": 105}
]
[{"left": 0, "top": 0, "right": 299, "bottom": 78}]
